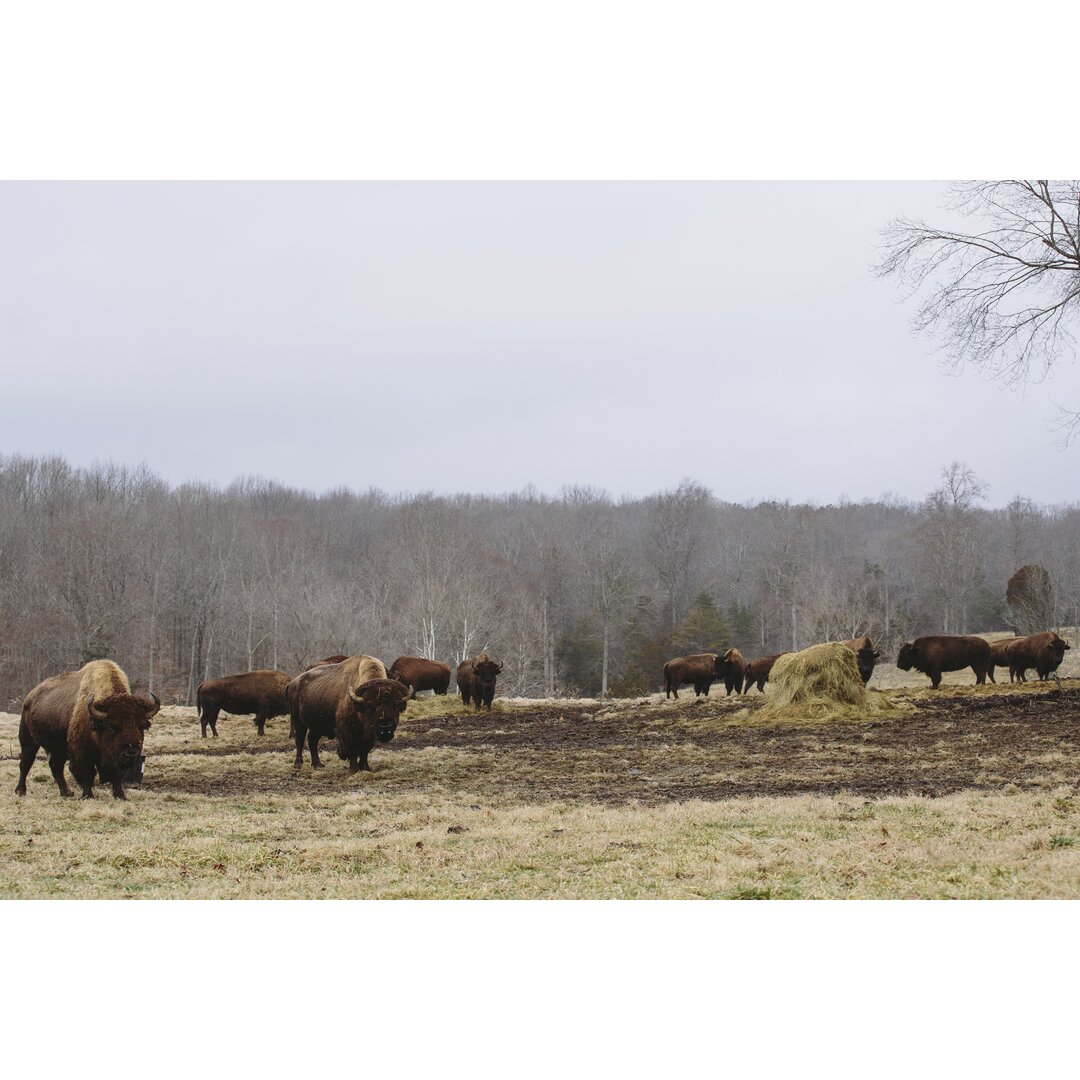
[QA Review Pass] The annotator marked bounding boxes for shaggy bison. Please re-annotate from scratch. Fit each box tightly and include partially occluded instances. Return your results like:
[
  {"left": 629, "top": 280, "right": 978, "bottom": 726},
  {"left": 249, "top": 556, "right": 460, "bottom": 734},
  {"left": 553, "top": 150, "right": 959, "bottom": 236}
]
[
  {"left": 840, "top": 636, "right": 881, "bottom": 684},
  {"left": 286, "top": 655, "right": 411, "bottom": 772},
  {"left": 389, "top": 656, "right": 452, "bottom": 698},
  {"left": 896, "top": 635, "right": 991, "bottom": 689},
  {"left": 996, "top": 631, "right": 1071, "bottom": 684},
  {"left": 196, "top": 669, "right": 292, "bottom": 736},
  {"left": 717, "top": 649, "right": 746, "bottom": 696},
  {"left": 742, "top": 653, "right": 784, "bottom": 693},
  {"left": 457, "top": 653, "right": 502, "bottom": 708},
  {"left": 16, "top": 659, "right": 160, "bottom": 800}
]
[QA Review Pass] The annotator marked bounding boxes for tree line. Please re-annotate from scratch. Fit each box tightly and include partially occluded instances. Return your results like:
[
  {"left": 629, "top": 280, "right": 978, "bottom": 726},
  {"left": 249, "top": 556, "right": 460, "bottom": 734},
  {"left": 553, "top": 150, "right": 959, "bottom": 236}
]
[{"left": 1, "top": 454, "right": 1077, "bottom": 707}]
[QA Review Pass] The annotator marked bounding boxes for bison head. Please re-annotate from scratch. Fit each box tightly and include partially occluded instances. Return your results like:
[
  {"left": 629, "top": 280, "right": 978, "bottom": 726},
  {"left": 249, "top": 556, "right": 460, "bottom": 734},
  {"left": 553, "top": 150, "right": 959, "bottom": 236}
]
[
  {"left": 896, "top": 643, "right": 914, "bottom": 671},
  {"left": 87, "top": 691, "right": 160, "bottom": 769},
  {"left": 473, "top": 658, "right": 502, "bottom": 687},
  {"left": 347, "top": 678, "right": 411, "bottom": 742},
  {"left": 1049, "top": 634, "right": 1071, "bottom": 657}
]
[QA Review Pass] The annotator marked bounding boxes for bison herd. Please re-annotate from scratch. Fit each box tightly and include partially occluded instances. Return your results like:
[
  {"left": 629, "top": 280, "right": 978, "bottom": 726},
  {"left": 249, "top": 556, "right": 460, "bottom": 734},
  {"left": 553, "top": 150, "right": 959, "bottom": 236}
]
[{"left": 12, "top": 630, "right": 1072, "bottom": 801}]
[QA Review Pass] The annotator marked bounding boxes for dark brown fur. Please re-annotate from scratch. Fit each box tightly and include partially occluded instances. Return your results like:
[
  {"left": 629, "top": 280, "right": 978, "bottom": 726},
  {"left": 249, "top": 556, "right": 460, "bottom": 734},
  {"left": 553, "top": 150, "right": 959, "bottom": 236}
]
[
  {"left": 987, "top": 639, "right": 1016, "bottom": 683},
  {"left": 840, "top": 635, "right": 881, "bottom": 685},
  {"left": 717, "top": 648, "right": 746, "bottom": 696},
  {"left": 196, "top": 669, "right": 292, "bottom": 737},
  {"left": 663, "top": 653, "right": 725, "bottom": 699},
  {"left": 16, "top": 660, "right": 160, "bottom": 800},
  {"left": 743, "top": 654, "right": 784, "bottom": 694},
  {"left": 995, "top": 631, "right": 1070, "bottom": 683},
  {"left": 895, "top": 635, "right": 991, "bottom": 689},
  {"left": 388, "top": 656, "right": 452, "bottom": 698},
  {"left": 285, "top": 655, "right": 411, "bottom": 772},
  {"left": 457, "top": 652, "right": 502, "bottom": 708}
]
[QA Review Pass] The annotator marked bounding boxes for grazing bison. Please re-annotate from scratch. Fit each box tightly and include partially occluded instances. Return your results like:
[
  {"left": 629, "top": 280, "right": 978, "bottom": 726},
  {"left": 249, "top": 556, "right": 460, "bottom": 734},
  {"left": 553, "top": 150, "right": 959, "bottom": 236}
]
[
  {"left": 286, "top": 655, "right": 411, "bottom": 772},
  {"left": 16, "top": 659, "right": 160, "bottom": 800},
  {"left": 457, "top": 653, "right": 502, "bottom": 708},
  {"left": 663, "top": 653, "right": 724, "bottom": 699},
  {"left": 840, "top": 636, "right": 881, "bottom": 684},
  {"left": 1001, "top": 631, "right": 1071, "bottom": 683},
  {"left": 305, "top": 655, "right": 349, "bottom": 670},
  {"left": 196, "top": 669, "right": 292, "bottom": 737},
  {"left": 743, "top": 654, "right": 784, "bottom": 694},
  {"left": 388, "top": 656, "right": 452, "bottom": 698},
  {"left": 895, "top": 635, "right": 991, "bottom": 689}
]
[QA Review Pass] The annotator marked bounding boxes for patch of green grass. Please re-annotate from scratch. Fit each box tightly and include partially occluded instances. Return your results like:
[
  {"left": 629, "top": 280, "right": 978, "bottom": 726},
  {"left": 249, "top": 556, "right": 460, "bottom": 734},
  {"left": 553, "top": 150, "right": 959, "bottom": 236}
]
[
  {"left": 730, "top": 886, "right": 773, "bottom": 899},
  {"left": 1049, "top": 834, "right": 1076, "bottom": 849}
]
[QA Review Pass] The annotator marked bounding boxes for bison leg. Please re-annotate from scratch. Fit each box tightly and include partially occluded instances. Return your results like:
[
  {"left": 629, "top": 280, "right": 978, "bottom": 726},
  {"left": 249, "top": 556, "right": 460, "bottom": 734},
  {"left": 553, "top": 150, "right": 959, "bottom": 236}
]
[
  {"left": 200, "top": 707, "right": 220, "bottom": 737},
  {"left": 987, "top": 668, "right": 996, "bottom": 685},
  {"left": 254, "top": 713, "right": 267, "bottom": 736},
  {"left": 47, "top": 752, "right": 73, "bottom": 798},
  {"left": 15, "top": 733, "right": 39, "bottom": 797},
  {"left": 292, "top": 722, "right": 307, "bottom": 767},
  {"left": 929, "top": 671, "right": 942, "bottom": 689},
  {"left": 307, "top": 729, "right": 323, "bottom": 768},
  {"left": 974, "top": 666, "right": 988, "bottom": 685},
  {"left": 109, "top": 777, "right": 127, "bottom": 800}
]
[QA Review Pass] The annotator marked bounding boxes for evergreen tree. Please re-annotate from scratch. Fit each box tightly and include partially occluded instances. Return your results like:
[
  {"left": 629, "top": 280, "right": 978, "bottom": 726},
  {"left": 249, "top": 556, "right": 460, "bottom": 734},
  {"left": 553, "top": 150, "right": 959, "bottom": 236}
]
[{"left": 672, "top": 591, "right": 729, "bottom": 655}]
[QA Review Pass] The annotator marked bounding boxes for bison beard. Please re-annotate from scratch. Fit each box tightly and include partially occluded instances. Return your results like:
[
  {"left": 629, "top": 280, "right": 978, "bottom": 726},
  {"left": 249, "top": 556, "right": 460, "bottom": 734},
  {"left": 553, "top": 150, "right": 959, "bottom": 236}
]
[
  {"left": 16, "top": 660, "right": 160, "bottom": 800},
  {"left": 286, "top": 656, "right": 411, "bottom": 773}
]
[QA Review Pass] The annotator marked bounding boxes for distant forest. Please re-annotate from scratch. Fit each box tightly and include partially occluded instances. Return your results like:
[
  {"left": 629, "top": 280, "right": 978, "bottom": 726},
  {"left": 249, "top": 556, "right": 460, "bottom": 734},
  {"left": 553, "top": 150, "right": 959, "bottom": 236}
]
[{"left": 1, "top": 453, "right": 1077, "bottom": 706}]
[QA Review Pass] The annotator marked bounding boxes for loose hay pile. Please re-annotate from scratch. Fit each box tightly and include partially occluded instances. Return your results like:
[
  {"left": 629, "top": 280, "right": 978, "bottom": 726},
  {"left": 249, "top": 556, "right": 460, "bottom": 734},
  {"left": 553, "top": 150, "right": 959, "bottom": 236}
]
[{"left": 760, "top": 642, "right": 898, "bottom": 722}]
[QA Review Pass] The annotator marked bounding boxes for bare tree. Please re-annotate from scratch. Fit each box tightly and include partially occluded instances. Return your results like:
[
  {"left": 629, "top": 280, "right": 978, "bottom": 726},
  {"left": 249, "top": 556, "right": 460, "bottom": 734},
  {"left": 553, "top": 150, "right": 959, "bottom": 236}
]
[
  {"left": 918, "top": 462, "right": 988, "bottom": 634},
  {"left": 878, "top": 181, "right": 1080, "bottom": 435}
]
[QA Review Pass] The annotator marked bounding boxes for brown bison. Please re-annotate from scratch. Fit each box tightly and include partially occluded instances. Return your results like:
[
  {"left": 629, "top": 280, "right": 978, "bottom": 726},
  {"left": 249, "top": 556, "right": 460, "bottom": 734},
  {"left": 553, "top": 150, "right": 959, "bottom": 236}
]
[
  {"left": 717, "top": 648, "right": 746, "bottom": 695},
  {"left": 896, "top": 635, "right": 991, "bottom": 689},
  {"left": 663, "top": 652, "right": 739, "bottom": 699},
  {"left": 998, "top": 631, "right": 1071, "bottom": 684},
  {"left": 388, "top": 656, "right": 452, "bottom": 698},
  {"left": 457, "top": 653, "right": 502, "bottom": 708},
  {"left": 16, "top": 659, "right": 160, "bottom": 800},
  {"left": 840, "top": 636, "right": 881, "bottom": 684},
  {"left": 742, "top": 653, "right": 784, "bottom": 694},
  {"left": 987, "top": 639, "right": 1017, "bottom": 683},
  {"left": 196, "top": 669, "right": 292, "bottom": 737},
  {"left": 305, "top": 655, "right": 350, "bottom": 670},
  {"left": 286, "top": 655, "right": 411, "bottom": 772}
]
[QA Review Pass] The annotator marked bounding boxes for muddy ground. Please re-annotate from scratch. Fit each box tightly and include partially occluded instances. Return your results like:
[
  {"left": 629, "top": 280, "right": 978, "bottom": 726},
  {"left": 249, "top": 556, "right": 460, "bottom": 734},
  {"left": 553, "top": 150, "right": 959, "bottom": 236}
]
[{"left": 82, "top": 680, "right": 1080, "bottom": 806}]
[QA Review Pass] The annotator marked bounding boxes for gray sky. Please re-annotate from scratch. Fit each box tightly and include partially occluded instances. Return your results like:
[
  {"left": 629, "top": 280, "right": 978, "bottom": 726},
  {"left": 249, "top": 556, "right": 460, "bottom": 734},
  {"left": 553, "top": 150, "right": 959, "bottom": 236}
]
[{"left": 2, "top": 182, "right": 1077, "bottom": 507}]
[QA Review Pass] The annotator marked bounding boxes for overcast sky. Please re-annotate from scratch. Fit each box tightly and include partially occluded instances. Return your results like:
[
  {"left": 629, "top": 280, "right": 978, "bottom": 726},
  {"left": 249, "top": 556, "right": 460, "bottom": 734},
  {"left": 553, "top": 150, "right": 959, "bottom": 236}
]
[{"left": 2, "top": 182, "right": 1077, "bottom": 507}]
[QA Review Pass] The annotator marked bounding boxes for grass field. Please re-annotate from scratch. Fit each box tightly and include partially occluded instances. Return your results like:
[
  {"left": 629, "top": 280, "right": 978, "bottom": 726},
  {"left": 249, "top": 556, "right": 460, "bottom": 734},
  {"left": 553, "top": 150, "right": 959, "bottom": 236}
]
[{"left": 4, "top": 668, "right": 1080, "bottom": 899}]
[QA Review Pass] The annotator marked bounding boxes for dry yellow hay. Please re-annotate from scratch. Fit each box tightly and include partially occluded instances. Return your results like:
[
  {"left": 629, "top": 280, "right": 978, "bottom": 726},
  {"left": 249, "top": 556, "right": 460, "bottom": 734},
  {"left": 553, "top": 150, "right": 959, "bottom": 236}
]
[{"left": 761, "top": 642, "right": 898, "bottom": 721}]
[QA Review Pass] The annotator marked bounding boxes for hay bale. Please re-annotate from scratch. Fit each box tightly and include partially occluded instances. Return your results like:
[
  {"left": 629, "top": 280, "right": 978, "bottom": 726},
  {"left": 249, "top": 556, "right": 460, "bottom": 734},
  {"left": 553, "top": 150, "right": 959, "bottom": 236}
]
[{"left": 760, "top": 642, "right": 896, "bottom": 721}]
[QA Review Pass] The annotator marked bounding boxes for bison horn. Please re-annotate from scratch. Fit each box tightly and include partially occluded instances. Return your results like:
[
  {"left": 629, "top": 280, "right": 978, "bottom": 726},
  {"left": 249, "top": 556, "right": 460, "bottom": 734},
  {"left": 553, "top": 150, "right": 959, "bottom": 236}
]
[
  {"left": 347, "top": 684, "right": 366, "bottom": 705},
  {"left": 87, "top": 695, "right": 108, "bottom": 721},
  {"left": 145, "top": 691, "right": 161, "bottom": 717}
]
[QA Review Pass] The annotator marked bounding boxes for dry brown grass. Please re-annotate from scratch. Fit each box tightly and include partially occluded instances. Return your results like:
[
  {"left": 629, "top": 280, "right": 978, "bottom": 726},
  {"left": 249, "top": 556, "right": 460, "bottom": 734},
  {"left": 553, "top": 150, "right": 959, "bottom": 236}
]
[{"left": 4, "top": 683, "right": 1080, "bottom": 899}]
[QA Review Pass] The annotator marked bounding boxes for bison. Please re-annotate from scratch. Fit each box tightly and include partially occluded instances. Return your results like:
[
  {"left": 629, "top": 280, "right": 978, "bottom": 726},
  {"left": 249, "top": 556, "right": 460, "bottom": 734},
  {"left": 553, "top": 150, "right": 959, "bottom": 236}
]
[
  {"left": 663, "top": 652, "right": 735, "bottom": 699},
  {"left": 895, "top": 635, "right": 991, "bottom": 689},
  {"left": 457, "top": 653, "right": 502, "bottom": 708},
  {"left": 388, "top": 656, "right": 452, "bottom": 698},
  {"left": 742, "top": 653, "right": 784, "bottom": 694},
  {"left": 16, "top": 659, "right": 160, "bottom": 800},
  {"left": 286, "top": 655, "right": 411, "bottom": 772},
  {"left": 717, "top": 648, "right": 746, "bottom": 695},
  {"left": 987, "top": 639, "right": 1016, "bottom": 683},
  {"left": 1000, "top": 631, "right": 1071, "bottom": 684},
  {"left": 840, "top": 635, "right": 881, "bottom": 685},
  {"left": 195, "top": 669, "right": 292, "bottom": 737}
]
